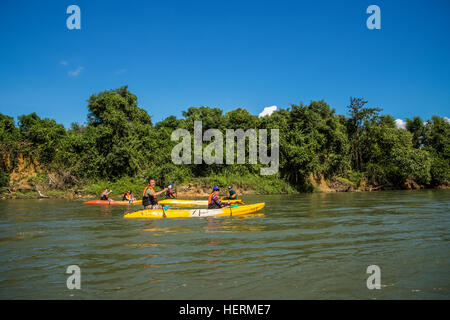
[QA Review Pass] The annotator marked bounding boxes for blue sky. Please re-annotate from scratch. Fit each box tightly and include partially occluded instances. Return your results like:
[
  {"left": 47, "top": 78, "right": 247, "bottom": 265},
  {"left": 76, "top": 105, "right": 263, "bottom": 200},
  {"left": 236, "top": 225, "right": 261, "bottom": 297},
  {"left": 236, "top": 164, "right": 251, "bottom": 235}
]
[{"left": 0, "top": 0, "right": 449, "bottom": 128}]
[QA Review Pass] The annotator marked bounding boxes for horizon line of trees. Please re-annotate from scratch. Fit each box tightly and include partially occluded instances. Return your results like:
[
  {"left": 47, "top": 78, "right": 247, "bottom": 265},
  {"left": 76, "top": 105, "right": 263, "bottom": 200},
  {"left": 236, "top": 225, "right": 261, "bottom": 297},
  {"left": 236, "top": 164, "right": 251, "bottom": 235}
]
[{"left": 0, "top": 86, "right": 449, "bottom": 191}]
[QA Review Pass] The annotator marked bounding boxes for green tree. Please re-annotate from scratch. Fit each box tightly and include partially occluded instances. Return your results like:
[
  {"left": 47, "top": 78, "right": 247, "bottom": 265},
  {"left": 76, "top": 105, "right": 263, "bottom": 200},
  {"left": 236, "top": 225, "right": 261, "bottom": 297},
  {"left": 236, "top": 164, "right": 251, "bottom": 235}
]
[
  {"left": 17, "top": 112, "right": 66, "bottom": 165},
  {"left": 85, "top": 86, "right": 154, "bottom": 178},
  {"left": 346, "top": 97, "right": 382, "bottom": 171},
  {"left": 361, "top": 116, "right": 431, "bottom": 186},
  {"left": 224, "top": 108, "right": 258, "bottom": 130},
  {"left": 0, "top": 114, "right": 20, "bottom": 188},
  {"left": 272, "top": 101, "right": 350, "bottom": 190},
  {"left": 421, "top": 116, "right": 450, "bottom": 185},
  {"left": 406, "top": 116, "right": 425, "bottom": 148}
]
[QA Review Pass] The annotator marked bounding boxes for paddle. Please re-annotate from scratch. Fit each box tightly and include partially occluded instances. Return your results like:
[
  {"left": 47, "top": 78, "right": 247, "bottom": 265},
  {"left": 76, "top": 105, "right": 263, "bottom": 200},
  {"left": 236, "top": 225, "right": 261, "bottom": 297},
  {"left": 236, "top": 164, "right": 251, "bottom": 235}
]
[
  {"left": 229, "top": 204, "right": 239, "bottom": 216},
  {"left": 221, "top": 198, "right": 245, "bottom": 205},
  {"left": 162, "top": 204, "right": 170, "bottom": 218}
]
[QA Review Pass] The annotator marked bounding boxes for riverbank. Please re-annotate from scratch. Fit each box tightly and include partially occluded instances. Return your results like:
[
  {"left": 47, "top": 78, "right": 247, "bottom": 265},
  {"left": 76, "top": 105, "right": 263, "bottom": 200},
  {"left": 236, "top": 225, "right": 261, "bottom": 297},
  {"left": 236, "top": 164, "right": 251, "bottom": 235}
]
[
  {"left": 1, "top": 173, "right": 448, "bottom": 200},
  {"left": 0, "top": 174, "right": 295, "bottom": 200}
]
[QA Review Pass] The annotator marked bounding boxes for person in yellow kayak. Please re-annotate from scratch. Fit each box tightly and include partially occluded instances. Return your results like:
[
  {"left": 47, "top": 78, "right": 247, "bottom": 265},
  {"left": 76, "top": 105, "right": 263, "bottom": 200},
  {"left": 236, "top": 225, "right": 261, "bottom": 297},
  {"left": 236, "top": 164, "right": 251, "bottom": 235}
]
[
  {"left": 208, "top": 186, "right": 230, "bottom": 209},
  {"left": 100, "top": 188, "right": 112, "bottom": 201},
  {"left": 165, "top": 183, "right": 176, "bottom": 199},
  {"left": 122, "top": 190, "right": 135, "bottom": 201},
  {"left": 225, "top": 185, "right": 238, "bottom": 200},
  {"left": 142, "top": 178, "right": 168, "bottom": 209}
]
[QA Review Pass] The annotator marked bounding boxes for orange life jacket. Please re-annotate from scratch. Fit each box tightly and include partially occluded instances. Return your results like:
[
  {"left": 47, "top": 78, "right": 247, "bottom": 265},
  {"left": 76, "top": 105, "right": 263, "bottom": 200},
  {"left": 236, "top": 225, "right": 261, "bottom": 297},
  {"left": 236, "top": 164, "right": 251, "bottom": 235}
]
[
  {"left": 208, "top": 192, "right": 214, "bottom": 205},
  {"left": 142, "top": 186, "right": 156, "bottom": 198},
  {"left": 143, "top": 185, "right": 157, "bottom": 206},
  {"left": 123, "top": 192, "right": 131, "bottom": 201}
]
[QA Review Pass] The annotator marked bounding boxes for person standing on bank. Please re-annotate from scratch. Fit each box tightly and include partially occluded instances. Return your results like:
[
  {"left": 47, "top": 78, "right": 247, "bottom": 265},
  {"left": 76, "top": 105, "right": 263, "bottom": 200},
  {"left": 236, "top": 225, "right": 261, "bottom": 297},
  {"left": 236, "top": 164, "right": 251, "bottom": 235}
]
[{"left": 142, "top": 177, "right": 168, "bottom": 209}]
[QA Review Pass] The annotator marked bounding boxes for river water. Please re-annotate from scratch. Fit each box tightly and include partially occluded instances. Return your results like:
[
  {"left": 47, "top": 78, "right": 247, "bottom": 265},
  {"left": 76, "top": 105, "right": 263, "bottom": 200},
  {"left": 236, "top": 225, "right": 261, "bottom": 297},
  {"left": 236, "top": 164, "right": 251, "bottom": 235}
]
[{"left": 0, "top": 190, "right": 449, "bottom": 299}]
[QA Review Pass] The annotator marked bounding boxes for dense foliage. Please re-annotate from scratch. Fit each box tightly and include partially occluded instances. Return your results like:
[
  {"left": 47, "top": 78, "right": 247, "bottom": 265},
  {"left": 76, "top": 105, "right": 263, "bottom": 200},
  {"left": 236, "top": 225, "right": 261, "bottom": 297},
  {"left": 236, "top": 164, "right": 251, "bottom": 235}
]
[{"left": 0, "top": 86, "right": 448, "bottom": 192}]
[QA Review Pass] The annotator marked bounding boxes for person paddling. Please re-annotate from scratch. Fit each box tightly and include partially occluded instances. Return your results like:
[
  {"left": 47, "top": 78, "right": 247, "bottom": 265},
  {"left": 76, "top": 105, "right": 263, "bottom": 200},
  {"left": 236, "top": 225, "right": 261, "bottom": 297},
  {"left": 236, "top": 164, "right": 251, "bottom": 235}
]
[
  {"left": 208, "top": 186, "right": 230, "bottom": 209},
  {"left": 122, "top": 190, "right": 135, "bottom": 201},
  {"left": 142, "top": 177, "right": 168, "bottom": 209},
  {"left": 165, "top": 183, "right": 176, "bottom": 199},
  {"left": 100, "top": 189, "right": 112, "bottom": 201},
  {"left": 225, "top": 185, "right": 238, "bottom": 200}
]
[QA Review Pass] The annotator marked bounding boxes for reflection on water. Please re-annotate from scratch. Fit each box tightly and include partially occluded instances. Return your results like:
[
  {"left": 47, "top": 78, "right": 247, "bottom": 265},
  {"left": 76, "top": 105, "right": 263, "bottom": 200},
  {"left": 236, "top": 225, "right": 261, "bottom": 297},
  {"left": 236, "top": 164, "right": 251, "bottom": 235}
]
[
  {"left": 204, "top": 214, "right": 266, "bottom": 234},
  {"left": 0, "top": 190, "right": 449, "bottom": 299},
  {"left": 136, "top": 214, "right": 266, "bottom": 235}
]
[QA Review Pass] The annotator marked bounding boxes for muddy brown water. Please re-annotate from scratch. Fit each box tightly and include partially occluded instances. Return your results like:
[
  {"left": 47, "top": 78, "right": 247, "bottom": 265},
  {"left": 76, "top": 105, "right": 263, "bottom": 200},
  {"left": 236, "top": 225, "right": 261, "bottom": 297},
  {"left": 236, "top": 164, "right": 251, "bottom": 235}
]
[{"left": 0, "top": 190, "right": 449, "bottom": 299}]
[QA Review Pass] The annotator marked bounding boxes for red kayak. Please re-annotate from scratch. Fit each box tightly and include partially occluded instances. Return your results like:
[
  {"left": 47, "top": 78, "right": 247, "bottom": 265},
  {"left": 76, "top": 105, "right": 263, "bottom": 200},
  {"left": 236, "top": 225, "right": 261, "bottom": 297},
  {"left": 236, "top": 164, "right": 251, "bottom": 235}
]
[{"left": 84, "top": 200, "right": 142, "bottom": 205}]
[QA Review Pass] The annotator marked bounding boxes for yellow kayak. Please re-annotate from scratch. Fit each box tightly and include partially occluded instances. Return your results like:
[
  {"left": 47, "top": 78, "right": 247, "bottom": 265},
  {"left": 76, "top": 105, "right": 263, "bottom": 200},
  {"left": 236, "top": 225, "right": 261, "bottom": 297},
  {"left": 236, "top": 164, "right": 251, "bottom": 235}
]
[
  {"left": 124, "top": 203, "right": 265, "bottom": 219},
  {"left": 159, "top": 199, "right": 244, "bottom": 207}
]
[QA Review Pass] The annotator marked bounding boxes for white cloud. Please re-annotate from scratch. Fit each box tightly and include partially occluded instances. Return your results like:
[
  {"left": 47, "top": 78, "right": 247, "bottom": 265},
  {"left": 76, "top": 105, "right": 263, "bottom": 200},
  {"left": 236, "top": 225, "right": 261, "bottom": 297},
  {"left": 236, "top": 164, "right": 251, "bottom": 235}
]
[
  {"left": 60, "top": 60, "right": 68, "bottom": 66},
  {"left": 395, "top": 119, "right": 406, "bottom": 129},
  {"left": 396, "top": 117, "right": 448, "bottom": 128},
  {"left": 258, "top": 105, "right": 277, "bottom": 118},
  {"left": 115, "top": 68, "right": 127, "bottom": 75},
  {"left": 68, "top": 66, "right": 84, "bottom": 77}
]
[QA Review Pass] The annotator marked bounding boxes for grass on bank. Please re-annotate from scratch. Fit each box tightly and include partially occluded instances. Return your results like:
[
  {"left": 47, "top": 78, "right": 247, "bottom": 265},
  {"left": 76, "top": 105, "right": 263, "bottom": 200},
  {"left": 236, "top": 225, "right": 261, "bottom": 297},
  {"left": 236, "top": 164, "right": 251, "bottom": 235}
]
[
  {"left": 83, "top": 176, "right": 147, "bottom": 198},
  {"left": 12, "top": 191, "right": 40, "bottom": 199},
  {"left": 83, "top": 174, "right": 297, "bottom": 198},
  {"left": 198, "top": 174, "right": 297, "bottom": 194},
  {"left": 2, "top": 174, "right": 299, "bottom": 199}
]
